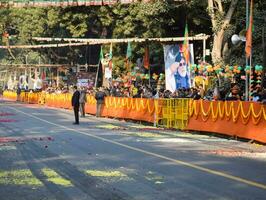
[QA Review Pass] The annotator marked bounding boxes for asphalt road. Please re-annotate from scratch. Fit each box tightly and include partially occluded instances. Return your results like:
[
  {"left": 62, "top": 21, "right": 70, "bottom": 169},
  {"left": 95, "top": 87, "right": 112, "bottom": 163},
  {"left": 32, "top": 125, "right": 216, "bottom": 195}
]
[{"left": 0, "top": 99, "right": 266, "bottom": 200}]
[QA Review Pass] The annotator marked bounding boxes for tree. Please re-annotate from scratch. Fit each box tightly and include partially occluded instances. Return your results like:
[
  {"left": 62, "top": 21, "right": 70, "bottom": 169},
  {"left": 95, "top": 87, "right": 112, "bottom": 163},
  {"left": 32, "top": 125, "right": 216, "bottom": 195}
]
[{"left": 207, "top": 0, "right": 238, "bottom": 65}]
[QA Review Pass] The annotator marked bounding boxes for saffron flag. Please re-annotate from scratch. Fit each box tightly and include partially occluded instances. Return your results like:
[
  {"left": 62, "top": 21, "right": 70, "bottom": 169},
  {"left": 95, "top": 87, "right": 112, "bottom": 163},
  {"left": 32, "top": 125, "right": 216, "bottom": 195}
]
[
  {"left": 143, "top": 47, "right": 149, "bottom": 69},
  {"left": 183, "top": 23, "right": 190, "bottom": 64},
  {"left": 41, "top": 68, "right": 46, "bottom": 80},
  {"left": 245, "top": 0, "right": 253, "bottom": 58}
]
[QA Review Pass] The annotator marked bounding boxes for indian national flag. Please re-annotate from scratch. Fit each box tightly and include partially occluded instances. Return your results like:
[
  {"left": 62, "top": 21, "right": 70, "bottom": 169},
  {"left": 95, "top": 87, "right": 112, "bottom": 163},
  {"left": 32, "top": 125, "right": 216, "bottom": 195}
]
[{"left": 183, "top": 23, "right": 190, "bottom": 65}]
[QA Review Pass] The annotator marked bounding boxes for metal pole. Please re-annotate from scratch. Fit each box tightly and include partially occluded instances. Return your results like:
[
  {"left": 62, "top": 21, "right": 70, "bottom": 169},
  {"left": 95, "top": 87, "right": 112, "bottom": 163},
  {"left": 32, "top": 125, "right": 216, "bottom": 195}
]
[
  {"left": 56, "top": 68, "right": 59, "bottom": 87},
  {"left": 203, "top": 38, "right": 206, "bottom": 63},
  {"left": 249, "top": 54, "right": 252, "bottom": 101},
  {"left": 245, "top": 0, "right": 249, "bottom": 101},
  {"left": 25, "top": 54, "right": 28, "bottom": 76},
  {"left": 95, "top": 59, "right": 100, "bottom": 88},
  {"left": 149, "top": 66, "right": 151, "bottom": 87},
  {"left": 263, "top": 20, "right": 266, "bottom": 89}
]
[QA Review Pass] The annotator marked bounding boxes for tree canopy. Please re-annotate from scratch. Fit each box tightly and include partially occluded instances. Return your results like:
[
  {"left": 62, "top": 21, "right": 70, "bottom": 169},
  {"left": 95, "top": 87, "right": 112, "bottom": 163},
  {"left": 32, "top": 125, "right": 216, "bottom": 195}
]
[{"left": 0, "top": 0, "right": 265, "bottom": 70}]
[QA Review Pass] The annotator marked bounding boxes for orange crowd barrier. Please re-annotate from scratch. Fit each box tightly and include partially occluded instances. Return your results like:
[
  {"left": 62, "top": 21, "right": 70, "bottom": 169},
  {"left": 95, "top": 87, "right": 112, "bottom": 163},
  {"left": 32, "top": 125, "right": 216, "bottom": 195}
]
[
  {"left": 3, "top": 91, "right": 266, "bottom": 143},
  {"left": 186, "top": 100, "right": 266, "bottom": 143},
  {"left": 101, "top": 97, "right": 158, "bottom": 122},
  {"left": 2, "top": 91, "right": 17, "bottom": 100},
  {"left": 42, "top": 94, "right": 158, "bottom": 123}
]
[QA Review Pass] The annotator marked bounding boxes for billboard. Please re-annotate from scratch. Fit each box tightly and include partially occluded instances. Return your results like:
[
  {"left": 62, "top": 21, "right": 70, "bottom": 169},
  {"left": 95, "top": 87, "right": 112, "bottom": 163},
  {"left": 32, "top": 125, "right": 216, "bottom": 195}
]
[{"left": 164, "top": 44, "right": 194, "bottom": 93}]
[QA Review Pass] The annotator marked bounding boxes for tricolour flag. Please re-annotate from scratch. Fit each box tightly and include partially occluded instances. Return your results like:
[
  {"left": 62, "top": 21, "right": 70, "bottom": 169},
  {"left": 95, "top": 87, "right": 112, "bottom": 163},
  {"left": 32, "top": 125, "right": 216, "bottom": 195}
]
[{"left": 183, "top": 23, "right": 190, "bottom": 65}]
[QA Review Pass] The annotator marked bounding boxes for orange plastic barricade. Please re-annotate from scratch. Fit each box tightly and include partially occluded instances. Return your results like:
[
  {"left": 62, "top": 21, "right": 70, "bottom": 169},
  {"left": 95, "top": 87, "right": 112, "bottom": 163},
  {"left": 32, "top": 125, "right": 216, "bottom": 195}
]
[
  {"left": 187, "top": 100, "right": 266, "bottom": 143},
  {"left": 3, "top": 91, "right": 266, "bottom": 143}
]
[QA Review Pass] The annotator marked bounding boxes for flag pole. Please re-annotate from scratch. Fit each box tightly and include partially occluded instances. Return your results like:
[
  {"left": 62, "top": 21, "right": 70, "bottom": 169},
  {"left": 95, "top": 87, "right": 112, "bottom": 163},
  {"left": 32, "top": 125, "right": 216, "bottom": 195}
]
[
  {"left": 149, "top": 65, "right": 151, "bottom": 87},
  {"left": 95, "top": 62, "right": 100, "bottom": 88},
  {"left": 245, "top": 0, "right": 249, "bottom": 101},
  {"left": 95, "top": 46, "right": 103, "bottom": 88},
  {"left": 246, "top": 0, "right": 253, "bottom": 101}
]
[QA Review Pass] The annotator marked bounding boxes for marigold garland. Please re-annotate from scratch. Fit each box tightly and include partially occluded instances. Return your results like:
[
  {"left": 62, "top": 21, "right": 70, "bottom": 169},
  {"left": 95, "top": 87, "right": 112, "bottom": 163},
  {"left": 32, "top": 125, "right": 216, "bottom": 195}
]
[
  {"left": 189, "top": 100, "right": 265, "bottom": 125},
  {"left": 3, "top": 91, "right": 266, "bottom": 125}
]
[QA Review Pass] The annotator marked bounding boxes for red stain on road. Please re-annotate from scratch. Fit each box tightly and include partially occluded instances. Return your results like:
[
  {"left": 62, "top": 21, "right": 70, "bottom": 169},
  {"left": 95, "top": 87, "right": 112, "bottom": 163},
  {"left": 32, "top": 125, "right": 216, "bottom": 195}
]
[
  {"left": 0, "top": 119, "right": 17, "bottom": 122},
  {"left": 0, "top": 112, "right": 15, "bottom": 116},
  {"left": 0, "top": 136, "right": 54, "bottom": 144},
  {"left": 0, "top": 137, "right": 16, "bottom": 143}
]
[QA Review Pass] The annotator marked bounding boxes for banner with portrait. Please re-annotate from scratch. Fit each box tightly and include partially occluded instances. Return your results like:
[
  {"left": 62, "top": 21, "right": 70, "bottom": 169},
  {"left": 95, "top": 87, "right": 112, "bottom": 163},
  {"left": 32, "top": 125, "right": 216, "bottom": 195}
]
[{"left": 163, "top": 44, "right": 194, "bottom": 92}]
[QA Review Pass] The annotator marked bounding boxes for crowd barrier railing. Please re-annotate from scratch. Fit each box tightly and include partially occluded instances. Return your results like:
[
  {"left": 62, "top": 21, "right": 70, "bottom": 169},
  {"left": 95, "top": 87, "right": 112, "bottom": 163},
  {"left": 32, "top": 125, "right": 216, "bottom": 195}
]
[
  {"left": 2, "top": 91, "right": 266, "bottom": 143},
  {"left": 157, "top": 98, "right": 189, "bottom": 130},
  {"left": 189, "top": 100, "right": 266, "bottom": 125},
  {"left": 2, "top": 91, "right": 17, "bottom": 100},
  {"left": 187, "top": 100, "right": 266, "bottom": 143}
]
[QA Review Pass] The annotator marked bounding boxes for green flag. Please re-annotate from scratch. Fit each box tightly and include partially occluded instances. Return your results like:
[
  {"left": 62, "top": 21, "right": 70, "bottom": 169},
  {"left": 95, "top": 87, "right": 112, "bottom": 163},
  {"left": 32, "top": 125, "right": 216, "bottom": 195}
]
[
  {"left": 99, "top": 46, "right": 103, "bottom": 63},
  {"left": 126, "top": 42, "right": 132, "bottom": 59}
]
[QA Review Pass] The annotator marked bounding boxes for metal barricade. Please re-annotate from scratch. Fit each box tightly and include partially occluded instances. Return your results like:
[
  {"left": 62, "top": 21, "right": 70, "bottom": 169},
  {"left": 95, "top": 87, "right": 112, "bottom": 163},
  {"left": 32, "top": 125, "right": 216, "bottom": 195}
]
[{"left": 157, "top": 98, "right": 190, "bottom": 130}]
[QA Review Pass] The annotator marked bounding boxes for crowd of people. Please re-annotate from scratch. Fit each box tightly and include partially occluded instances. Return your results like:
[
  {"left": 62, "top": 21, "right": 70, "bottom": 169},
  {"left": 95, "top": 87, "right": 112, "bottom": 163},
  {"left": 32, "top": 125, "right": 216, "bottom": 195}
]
[{"left": 1, "top": 79, "right": 266, "bottom": 104}]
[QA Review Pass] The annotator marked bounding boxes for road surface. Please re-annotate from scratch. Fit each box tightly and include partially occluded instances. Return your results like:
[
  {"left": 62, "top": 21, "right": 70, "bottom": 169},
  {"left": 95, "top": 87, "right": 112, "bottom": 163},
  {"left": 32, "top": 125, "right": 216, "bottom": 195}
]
[{"left": 0, "top": 99, "right": 266, "bottom": 200}]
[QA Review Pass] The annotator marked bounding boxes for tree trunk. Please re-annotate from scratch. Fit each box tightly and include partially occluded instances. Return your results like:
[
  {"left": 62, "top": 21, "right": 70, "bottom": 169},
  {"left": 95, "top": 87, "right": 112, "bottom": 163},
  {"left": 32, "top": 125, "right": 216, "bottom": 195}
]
[
  {"left": 208, "top": 0, "right": 238, "bottom": 65},
  {"left": 212, "top": 31, "right": 224, "bottom": 65}
]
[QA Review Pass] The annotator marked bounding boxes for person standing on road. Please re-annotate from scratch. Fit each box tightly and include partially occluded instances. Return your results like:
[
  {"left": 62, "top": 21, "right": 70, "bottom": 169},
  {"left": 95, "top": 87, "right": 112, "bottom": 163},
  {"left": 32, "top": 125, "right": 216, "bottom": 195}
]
[
  {"left": 16, "top": 85, "right": 21, "bottom": 101},
  {"left": 79, "top": 87, "right": 87, "bottom": 117},
  {"left": 95, "top": 87, "right": 106, "bottom": 117},
  {"left": 0, "top": 86, "right": 3, "bottom": 98},
  {"left": 71, "top": 86, "right": 80, "bottom": 124}
]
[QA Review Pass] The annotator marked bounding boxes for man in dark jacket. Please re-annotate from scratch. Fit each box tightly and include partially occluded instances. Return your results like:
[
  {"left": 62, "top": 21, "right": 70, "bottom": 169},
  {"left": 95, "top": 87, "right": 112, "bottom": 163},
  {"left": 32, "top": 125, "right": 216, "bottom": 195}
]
[
  {"left": 71, "top": 86, "right": 80, "bottom": 124},
  {"left": 95, "top": 87, "right": 106, "bottom": 117},
  {"left": 16, "top": 86, "right": 21, "bottom": 101}
]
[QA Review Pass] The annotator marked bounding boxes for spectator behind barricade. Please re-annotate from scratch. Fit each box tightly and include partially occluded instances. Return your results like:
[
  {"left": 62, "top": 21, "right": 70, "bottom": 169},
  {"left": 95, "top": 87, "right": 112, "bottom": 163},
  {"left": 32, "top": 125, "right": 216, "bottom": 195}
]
[
  {"left": 259, "top": 89, "right": 266, "bottom": 104},
  {"left": 198, "top": 84, "right": 205, "bottom": 99},
  {"left": 213, "top": 86, "right": 220, "bottom": 101},
  {"left": 62, "top": 87, "right": 69, "bottom": 94},
  {"left": 226, "top": 84, "right": 240, "bottom": 101},
  {"left": 133, "top": 87, "right": 143, "bottom": 98},
  {"left": 110, "top": 85, "right": 117, "bottom": 96},
  {"left": 79, "top": 87, "right": 87, "bottom": 117},
  {"left": 163, "top": 90, "right": 172, "bottom": 98},
  {"left": 177, "top": 88, "right": 186, "bottom": 98},
  {"left": 143, "top": 87, "right": 153, "bottom": 98},
  {"left": 188, "top": 88, "right": 201, "bottom": 100},
  {"left": 251, "top": 87, "right": 261, "bottom": 102},
  {"left": 95, "top": 87, "right": 106, "bottom": 117},
  {"left": 152, "top": 88, "right": 159, "bottom": 99},
  {"left": 103, "top": 87, "right": 110, "bottom": 96}
]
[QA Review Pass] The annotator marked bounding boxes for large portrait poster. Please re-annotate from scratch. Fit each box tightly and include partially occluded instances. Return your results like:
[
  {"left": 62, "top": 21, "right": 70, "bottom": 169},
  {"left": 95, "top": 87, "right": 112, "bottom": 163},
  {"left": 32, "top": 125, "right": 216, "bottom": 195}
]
[{"left": 164, "top": 44, "right": 194, "bottom": 93}]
